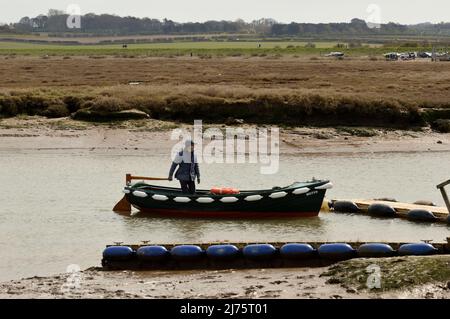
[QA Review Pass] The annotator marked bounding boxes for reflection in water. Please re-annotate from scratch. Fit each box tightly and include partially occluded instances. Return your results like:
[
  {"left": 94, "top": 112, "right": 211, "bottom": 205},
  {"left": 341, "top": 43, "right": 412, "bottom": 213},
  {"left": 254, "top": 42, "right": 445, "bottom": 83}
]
[
  {"left": 0, "top": 150, "right": 449, "bottom": 281},
  {"left": 123, "top": 212, "right": 327, "bottom": 243}
]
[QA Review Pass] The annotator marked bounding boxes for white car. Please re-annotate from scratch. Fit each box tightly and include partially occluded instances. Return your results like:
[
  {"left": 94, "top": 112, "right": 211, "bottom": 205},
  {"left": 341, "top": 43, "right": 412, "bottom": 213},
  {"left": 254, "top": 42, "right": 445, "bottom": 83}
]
[{"left": 325, "top": 52, "right": 345, "bottom": 57}]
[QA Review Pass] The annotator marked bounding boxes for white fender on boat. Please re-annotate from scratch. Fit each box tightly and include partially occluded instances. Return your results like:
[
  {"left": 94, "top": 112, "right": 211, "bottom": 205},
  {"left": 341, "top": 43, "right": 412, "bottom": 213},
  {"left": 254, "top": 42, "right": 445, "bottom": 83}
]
[
  {"left": 196, "top": 197, "right": 215, "bottom": 204},
  {"left": 132, "top": 190, "right": 148, "bottom": 198},
  {"left": 123, "top": 189, "right": 131, "bottom": 194},
  {"left": 315, "top": 182, "right": 333, "bottom": 190},
  {"left": 269, "top": 191, "right": 287, "bottom": 199},
  {"left": 244, "top": 195, "right": 263, "bottom": 202},
  {"left": 173, "top": 197, "right": 191, "bottom": 203},
  {"left": 152, "top": 194, "right": 169, "bottom": 201},
  {"left": 292, "top": 187, "right": 310, "bottom": 195},
  {"left": 220, "top": 197, "right": 239, "bottom": 203}
]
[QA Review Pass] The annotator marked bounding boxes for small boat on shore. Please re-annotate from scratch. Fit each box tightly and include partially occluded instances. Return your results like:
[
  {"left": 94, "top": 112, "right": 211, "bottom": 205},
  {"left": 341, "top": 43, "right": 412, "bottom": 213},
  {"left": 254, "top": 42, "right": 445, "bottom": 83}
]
[{"left": 113, "top": 174, "right": 332, "bottom": 218}]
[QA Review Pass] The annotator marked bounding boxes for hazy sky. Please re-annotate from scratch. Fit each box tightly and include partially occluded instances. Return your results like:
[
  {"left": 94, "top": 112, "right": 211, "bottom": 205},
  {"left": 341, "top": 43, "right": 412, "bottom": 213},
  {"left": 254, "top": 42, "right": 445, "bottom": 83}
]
[{"left": 1, "top": 0, "right": 449, "bottom": 24}]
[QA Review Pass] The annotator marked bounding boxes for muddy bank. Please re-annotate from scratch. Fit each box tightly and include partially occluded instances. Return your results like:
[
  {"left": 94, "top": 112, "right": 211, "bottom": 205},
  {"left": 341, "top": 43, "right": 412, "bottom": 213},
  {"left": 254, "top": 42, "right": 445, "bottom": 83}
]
[
  {"left": 0, "top": 85, "right": 428, "bottom": 128},
  {"left": 0, "top": 117, "right": 449, "bottom": 155},
  {"left": 1, "top": 256, "right": 449, "bottom": 299}
]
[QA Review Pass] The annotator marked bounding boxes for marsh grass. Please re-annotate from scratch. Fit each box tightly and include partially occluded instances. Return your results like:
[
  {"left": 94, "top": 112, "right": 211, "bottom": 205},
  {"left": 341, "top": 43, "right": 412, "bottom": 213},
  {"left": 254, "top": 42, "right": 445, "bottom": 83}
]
[
  {"left": 0, "top": 56, "right": 448, "bottom": 127},
  {"left": 0, "top": 85, "right": 425, "bottom": 127},
  {"left": 431, "top": 119, "right": 450, "bottom": 133}
]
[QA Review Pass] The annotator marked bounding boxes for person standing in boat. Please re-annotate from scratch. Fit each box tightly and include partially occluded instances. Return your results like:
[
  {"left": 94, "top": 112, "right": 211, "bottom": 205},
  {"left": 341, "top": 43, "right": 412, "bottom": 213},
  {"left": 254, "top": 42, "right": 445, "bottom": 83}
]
[{"left": 168, "top": 139, "right": 200, "bottom": 194}]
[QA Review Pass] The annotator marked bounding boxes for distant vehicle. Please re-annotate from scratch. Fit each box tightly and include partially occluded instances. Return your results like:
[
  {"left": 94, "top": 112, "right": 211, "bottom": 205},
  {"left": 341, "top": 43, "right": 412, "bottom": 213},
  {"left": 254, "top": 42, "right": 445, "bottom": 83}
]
[
  {"left": 399, "top": 52, "right": 416, "bottom": 60},
  {"left": 384, "top": 52, "right": 399, "bottom": 61},
  {"left": 437, "top": 52, "right": 450, "bottom": 61},
  {"left": 325, "top": 52, "right": 345, "bottom": 58},
  {"left": 417, "top": 52, "right": 432, "bottom": 58}
]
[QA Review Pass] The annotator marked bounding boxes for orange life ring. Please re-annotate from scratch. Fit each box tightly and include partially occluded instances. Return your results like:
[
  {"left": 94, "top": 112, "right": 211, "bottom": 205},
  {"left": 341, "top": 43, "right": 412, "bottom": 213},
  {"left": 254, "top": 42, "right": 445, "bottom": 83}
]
[{"left": 210, "top": 187, "right": 240, "bottom": 195}]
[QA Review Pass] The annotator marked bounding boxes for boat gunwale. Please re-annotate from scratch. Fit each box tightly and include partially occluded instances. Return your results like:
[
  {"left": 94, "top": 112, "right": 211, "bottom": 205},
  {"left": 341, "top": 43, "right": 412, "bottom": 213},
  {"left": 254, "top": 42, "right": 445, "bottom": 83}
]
[{"left": 125, "top": 180, "right": 330, "bottom": 198}]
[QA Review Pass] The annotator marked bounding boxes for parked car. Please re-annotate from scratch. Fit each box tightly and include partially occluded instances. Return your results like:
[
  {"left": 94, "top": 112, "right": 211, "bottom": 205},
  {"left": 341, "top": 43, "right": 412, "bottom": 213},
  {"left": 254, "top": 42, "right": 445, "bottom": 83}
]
[
  {"left": 417, "top": 52, "right": 432, "bottom": 58},
  {"left": 325, "top": 52, "right": 345, "bottom": 58},
  {"left": 399, "top": 52, "right": 416, "bottom": 60},
  {"left": 437, "top": 52, "right": 450, "bottom": 61},
  {"left": 384, "top": 52, "right": 399, "bottom": 61}
]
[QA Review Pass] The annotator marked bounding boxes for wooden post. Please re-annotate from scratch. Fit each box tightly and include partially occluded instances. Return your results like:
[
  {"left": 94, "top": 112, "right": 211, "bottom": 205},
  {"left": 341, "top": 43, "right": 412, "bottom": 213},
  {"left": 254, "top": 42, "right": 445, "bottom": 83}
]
[
  {"left": 437, "top": 179, "right": 450, "bottom": 214},
  {"left": 126, "top": 173, "right": 131, "bottom": 185}
]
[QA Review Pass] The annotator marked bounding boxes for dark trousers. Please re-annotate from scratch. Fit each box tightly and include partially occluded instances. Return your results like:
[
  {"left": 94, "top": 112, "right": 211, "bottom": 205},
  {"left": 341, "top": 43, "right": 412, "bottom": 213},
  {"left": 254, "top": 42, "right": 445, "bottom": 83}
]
[{"left": 180, "top": 180, "right": 196, "bottom": 194}]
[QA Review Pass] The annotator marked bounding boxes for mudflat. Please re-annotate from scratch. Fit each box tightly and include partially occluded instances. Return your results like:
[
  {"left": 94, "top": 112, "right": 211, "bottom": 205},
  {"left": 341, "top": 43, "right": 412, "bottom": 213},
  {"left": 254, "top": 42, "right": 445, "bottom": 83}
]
[
  {"left": 1, "top": 117, "right": 449, "bottom": 155},
  {"left": 1, "top": 256, "right": 449, "bottom": 299}
]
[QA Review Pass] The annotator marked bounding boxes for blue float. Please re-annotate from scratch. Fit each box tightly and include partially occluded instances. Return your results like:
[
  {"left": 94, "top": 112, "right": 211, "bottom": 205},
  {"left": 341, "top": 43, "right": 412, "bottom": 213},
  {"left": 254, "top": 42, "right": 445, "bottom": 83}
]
[
  {"left": 318, "top": 243, "right": 356, "bottom": 260},
  {"left": 398, "top": 243, "right": 438, "bottom": 256},
  {"left": 206, "top": 245, "right": 240, "bottom": 260},
  {"left": 137, "top": 246, "right": 169, "bottom": 261},
  {"left": 407, "top": 209, "right": 437, "bottom": 222},
  {"left": 243, "top": 244, "right": 277, "bottom": 260},
  {"left": 368, "top": 203, "right": 396, "bottom": 217},
  {"left": 333, "top": 201, "right": 360, "bottom": 213},
  {"left": 280, "top": 243, "right": 316, "bottom": 259},
  {"left": 103, "top": 246, "right": 134, "bottom": 261},
  {"left": 170, "top": 245, "right": 204, "bottom": 260},
  {"left": 357, "top": 243, "right": 395, "bottom": 258}
]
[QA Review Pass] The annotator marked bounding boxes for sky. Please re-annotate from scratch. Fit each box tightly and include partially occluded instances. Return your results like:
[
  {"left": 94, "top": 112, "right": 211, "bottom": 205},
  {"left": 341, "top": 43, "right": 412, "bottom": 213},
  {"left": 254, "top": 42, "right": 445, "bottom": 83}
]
[{"left": 0, "top": 0, "right": 449, "bottom": 24}]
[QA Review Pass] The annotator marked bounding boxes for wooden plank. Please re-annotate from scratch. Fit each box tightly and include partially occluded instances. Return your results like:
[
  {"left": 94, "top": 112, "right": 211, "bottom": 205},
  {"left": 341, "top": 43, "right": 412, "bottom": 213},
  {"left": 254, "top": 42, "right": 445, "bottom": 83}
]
[
  {"left": 125, "top": 173, "right": 168, "bottom": 184},
  {"left": 130, "top": 176, "right": 169, "bottom": 181},
  {"left": 352, "top": 199, "right": 449, "bottom": 217}
]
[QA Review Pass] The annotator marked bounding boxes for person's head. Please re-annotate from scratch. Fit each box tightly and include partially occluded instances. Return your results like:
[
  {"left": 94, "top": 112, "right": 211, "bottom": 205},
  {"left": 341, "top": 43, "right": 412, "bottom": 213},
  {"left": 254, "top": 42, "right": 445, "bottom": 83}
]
[{"left": 184, "top": 139, "right": 195, "bottom": 152}]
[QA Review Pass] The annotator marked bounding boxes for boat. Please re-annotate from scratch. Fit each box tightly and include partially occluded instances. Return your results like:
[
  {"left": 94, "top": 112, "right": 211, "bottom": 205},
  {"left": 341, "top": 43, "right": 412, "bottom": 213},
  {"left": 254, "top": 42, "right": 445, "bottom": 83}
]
[{"left": 113, "top": 174, "right": 332, "bottom": 218}]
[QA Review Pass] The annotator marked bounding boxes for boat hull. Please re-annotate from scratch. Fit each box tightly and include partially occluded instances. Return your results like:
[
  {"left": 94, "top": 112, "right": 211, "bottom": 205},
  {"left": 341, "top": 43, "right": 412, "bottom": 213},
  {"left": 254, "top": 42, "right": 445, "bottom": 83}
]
[
  {"left": 133, "top": 207, "right": 319, "bottom": 219},
  {"left": 124, "top": 180, "right": 330, "bottom": 219}
]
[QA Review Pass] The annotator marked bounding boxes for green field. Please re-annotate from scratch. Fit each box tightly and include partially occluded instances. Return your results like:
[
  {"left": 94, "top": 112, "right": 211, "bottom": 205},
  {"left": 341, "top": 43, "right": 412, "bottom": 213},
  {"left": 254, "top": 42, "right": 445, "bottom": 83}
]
[
  {"left": 0, "top": 39, "right": 406, "bottom": 57},
  {"left": 0, "top": 41, "right": 346, "bottom": 49}
]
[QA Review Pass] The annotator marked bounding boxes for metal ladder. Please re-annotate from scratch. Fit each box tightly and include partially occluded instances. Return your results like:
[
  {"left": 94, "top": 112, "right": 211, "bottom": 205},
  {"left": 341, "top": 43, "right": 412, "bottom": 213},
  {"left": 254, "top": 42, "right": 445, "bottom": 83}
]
[{"left": 437, "top": 179, "right": 450, "bottom": 214}]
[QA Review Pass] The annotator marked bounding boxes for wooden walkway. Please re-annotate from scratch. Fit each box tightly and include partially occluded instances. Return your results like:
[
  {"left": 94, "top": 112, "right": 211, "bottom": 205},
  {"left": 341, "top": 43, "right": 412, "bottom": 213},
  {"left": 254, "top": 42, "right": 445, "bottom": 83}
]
[{"left": 352, "top": 199, "right": 449, "bottom": 218}]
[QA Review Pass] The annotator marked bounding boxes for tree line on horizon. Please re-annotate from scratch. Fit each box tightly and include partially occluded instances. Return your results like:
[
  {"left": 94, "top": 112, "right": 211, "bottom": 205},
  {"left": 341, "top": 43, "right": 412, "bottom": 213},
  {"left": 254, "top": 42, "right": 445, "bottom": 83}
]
[{"left": 3, "top": 10, "right": 450, "bottom": 37}]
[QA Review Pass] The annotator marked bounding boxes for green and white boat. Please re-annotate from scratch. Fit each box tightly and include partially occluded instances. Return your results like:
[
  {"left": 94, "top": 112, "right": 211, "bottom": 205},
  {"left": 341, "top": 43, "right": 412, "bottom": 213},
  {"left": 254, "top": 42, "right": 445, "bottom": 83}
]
[{"left": 113, "top": 174, "right": 332, "bottom": 219}]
